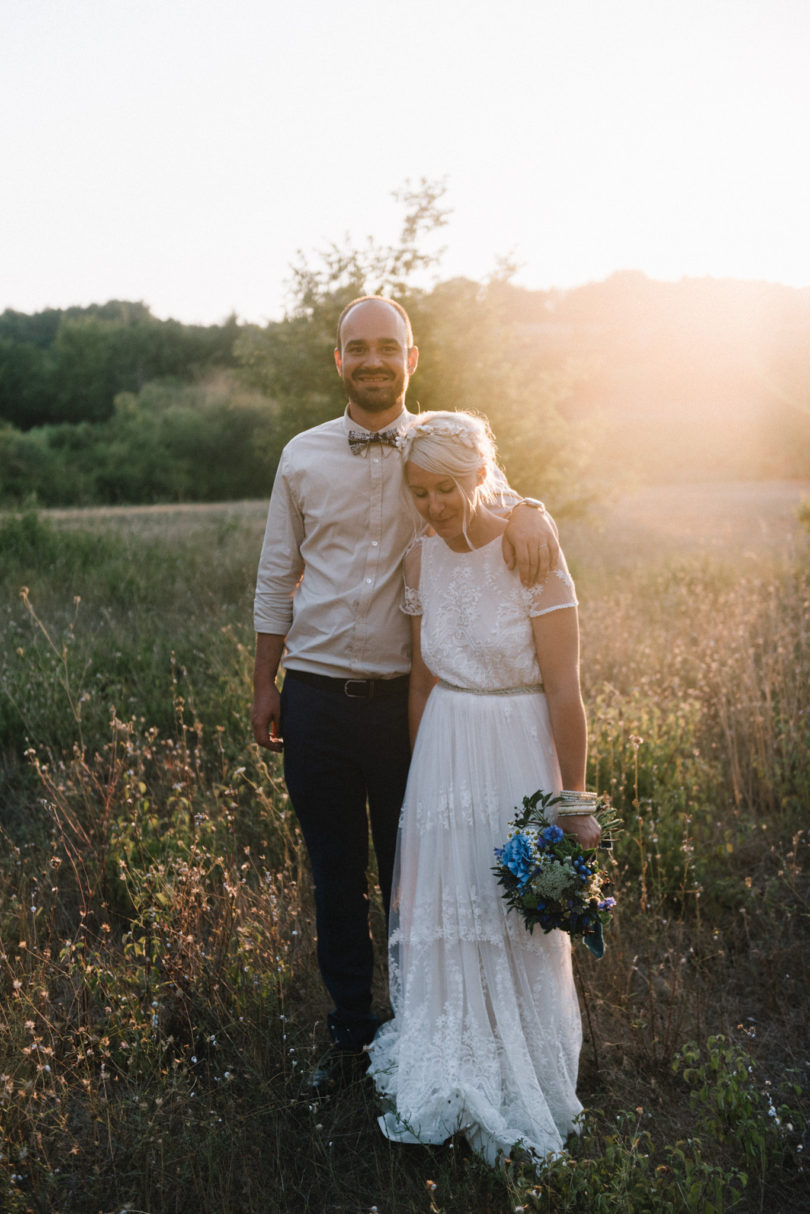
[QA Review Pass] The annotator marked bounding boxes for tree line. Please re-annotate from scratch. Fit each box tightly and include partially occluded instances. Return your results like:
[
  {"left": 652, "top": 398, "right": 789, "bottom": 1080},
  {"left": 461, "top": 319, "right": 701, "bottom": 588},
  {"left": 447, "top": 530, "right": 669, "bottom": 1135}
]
[
  {"left": 1, "top": 187, "right": 808, "bottom": 508},
  {"left": 0, "top": 301, "right": 240, "bottom": 429}
]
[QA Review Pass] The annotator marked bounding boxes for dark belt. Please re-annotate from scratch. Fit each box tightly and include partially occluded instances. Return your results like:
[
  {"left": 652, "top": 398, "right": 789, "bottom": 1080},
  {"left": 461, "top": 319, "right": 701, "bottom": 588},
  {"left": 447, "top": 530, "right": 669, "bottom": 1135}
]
[{"left": 284, "top": 668, "right": 410, "bottom": 700}]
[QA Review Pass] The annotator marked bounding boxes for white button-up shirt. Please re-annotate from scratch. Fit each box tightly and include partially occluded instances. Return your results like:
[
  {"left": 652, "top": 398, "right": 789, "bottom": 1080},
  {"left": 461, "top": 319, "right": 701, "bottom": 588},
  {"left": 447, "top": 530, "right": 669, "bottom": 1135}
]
[{"left": 254, "top": 408, "right": 416, "bottom": 678}]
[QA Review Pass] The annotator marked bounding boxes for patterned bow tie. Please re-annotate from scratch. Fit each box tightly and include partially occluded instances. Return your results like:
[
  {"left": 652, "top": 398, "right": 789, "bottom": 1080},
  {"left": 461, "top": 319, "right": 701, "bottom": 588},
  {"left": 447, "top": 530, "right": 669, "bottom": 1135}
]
[{"left": 347, "top": 428, "right": 400, "bottom": 454}]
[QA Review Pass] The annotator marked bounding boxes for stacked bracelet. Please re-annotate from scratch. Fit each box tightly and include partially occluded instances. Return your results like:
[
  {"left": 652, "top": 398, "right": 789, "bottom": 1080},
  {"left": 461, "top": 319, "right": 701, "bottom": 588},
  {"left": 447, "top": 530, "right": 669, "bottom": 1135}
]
[{"left": 555, "top": 790, "right": 598, "bottom": 817}]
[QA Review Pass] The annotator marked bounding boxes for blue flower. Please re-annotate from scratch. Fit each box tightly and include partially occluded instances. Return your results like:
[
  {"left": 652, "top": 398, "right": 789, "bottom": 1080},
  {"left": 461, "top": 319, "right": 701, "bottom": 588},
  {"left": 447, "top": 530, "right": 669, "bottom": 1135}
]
[
  {"left": 499, "top": 833, "right": 537, "bottom": 887},
  {"left": 495, "top": 792, "right": 619, "bottom": 957}
]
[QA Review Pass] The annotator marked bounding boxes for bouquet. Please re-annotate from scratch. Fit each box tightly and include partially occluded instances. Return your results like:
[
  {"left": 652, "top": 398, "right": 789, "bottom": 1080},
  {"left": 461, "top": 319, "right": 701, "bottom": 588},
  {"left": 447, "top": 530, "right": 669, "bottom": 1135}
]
[{"left": 493, "top": 789, "right": 620, "bottom": 958}]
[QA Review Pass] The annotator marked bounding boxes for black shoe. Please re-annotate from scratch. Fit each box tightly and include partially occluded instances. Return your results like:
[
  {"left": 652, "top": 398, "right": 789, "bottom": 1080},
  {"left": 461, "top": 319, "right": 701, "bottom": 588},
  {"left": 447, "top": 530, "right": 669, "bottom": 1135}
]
[{"left": 307, "top": 1045, "right": 369, "bottom": 1097}]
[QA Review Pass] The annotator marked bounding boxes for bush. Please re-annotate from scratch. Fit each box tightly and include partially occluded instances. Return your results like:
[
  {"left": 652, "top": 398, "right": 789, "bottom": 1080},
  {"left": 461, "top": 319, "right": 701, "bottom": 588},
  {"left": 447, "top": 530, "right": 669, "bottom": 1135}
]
[{"left": 0, "top": 375, "right": 279, "bottom": 507}]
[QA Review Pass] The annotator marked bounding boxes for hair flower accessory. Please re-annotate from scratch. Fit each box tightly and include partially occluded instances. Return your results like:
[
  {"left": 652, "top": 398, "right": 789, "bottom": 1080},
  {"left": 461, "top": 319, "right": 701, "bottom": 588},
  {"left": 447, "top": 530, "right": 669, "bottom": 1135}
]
[
  {"left": 398, "top": 416, "right": 483, "bottom": 460},
  {"left": 397, "top": 410, "right": 513, "bottom": 507}
]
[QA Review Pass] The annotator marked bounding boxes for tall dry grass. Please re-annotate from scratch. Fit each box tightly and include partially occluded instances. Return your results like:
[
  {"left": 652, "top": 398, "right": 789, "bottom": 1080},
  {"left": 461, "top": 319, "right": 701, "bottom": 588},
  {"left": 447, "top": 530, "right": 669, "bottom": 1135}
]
[{"left": 0, "top": 491, "right": 807, "bottom": 1213}]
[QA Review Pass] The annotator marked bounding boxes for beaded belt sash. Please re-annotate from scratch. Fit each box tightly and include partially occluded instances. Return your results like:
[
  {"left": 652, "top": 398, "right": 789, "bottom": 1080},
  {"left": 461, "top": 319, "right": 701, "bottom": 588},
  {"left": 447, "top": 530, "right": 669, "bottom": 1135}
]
[{"left": 437, "top": 680, "right": 544, "bottom": 696}]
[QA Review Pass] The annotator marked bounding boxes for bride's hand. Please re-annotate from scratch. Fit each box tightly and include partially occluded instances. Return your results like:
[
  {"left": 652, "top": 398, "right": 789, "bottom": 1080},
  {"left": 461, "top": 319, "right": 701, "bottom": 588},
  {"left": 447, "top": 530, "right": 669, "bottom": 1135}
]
[{"left": 559, "top": 814, "right": 602, "bottom": 850}]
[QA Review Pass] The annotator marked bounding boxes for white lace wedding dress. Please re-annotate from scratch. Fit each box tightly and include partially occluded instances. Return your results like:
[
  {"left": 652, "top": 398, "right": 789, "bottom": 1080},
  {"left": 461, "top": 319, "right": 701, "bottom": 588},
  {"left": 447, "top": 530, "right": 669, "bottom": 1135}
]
[{"left": 367, "top": 533, "right": 584, "bottom": 1167}]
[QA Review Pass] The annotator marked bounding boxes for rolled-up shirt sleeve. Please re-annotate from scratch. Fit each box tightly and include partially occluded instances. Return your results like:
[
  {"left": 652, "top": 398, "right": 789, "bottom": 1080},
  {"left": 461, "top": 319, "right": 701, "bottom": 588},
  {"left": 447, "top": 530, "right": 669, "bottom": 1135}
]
[{"left": 253, "top": 449, "right": 305, "bottom": 635}]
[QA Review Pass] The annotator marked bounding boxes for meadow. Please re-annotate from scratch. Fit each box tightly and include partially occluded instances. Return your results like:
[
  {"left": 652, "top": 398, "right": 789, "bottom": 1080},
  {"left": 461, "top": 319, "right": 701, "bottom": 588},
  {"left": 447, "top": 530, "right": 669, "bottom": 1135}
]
[{"left": 0, "top": 481, "right": 808, "bottom": 1214}]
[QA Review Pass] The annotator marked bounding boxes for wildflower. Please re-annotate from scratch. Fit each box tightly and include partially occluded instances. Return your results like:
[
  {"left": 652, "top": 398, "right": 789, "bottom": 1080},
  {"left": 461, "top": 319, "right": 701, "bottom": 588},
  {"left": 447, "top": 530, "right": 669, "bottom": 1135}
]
[
  {"left": 494, "top": 789, "right": 619, "bottom": 957},
  {"left": 498, "top": 833, "right": 537, "bottom": 887}
]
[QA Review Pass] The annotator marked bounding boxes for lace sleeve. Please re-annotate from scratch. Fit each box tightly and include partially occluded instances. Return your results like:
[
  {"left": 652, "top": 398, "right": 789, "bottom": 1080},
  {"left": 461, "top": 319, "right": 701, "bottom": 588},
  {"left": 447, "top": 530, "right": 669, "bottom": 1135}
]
[
  {"left": 522, "top": 549, "right": 578, "bottom": 618},
  {"left": 401, "top": 537, "right": 423, "bottom": 617}
]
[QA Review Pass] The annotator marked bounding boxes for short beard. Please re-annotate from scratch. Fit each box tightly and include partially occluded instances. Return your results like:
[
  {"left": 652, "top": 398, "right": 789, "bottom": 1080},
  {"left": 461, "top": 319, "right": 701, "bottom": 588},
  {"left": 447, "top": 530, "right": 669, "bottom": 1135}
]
[{"left": 347, "top": 378, "right": 404, "bottom": 413}]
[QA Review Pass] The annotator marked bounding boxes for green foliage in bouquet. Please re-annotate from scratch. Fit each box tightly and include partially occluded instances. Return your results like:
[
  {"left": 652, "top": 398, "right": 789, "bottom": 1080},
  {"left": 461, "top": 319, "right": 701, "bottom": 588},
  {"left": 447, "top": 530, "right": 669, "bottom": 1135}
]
[{"left": 493, "top": 789, "right": 621, "bottom": 957}]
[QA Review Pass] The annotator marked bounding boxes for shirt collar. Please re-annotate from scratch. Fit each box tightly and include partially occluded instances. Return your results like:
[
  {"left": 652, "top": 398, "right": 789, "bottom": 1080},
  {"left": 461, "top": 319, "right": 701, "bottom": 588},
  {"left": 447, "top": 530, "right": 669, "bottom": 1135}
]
[{"left": 341, "top": 407, "right": 410, "bottom": 437}]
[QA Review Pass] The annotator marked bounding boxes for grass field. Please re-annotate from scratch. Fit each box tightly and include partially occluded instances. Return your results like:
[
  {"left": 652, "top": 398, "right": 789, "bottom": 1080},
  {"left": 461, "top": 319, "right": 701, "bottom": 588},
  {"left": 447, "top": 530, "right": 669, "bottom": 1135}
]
[
  {"left": 0, "top": 480, "right": 808, "bottom": 1213},
  {"left": 45, "top": 477, "right": 810, "bottom": 566}
]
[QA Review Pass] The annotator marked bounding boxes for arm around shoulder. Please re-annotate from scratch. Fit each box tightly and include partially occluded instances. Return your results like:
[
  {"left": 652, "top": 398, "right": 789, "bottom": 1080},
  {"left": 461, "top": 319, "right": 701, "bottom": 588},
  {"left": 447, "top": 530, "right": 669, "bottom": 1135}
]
[{"left": 502, "top": 500, "right": 560, "bottom": 586}]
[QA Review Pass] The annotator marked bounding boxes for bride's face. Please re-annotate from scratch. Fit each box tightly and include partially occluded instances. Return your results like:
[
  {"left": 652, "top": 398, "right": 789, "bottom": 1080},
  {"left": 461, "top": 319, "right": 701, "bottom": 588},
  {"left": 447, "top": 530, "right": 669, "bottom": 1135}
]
[{"left": 405, "top": 460, "right": 480, "bottom": 543}]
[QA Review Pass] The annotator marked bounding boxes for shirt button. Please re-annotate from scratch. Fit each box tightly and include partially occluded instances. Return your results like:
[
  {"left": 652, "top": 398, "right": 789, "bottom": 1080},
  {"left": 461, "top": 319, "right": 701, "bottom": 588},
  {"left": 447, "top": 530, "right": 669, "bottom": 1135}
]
[
  {"left": 372, "top": 456, "right": 380, "bottom": 463},
  {"left": 365, "top": 578, "right": 372, "bottom": 584},
  {"left": 371, "top": 541, "right": 379, "bottom": 547}
]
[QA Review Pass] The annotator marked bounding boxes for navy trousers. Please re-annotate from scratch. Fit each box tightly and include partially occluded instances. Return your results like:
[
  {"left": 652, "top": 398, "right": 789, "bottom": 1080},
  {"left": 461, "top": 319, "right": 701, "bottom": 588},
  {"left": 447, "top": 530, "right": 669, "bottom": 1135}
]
[{"left": 280, "top": 673, "right": 411, "bottom": 1051}]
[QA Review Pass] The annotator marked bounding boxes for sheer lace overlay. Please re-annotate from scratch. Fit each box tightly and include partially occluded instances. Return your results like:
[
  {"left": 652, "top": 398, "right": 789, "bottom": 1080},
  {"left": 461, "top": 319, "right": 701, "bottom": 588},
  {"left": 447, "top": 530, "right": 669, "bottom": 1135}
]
[
  {"left": 401, "top": 536, "right": 577, "bottom": 691},
  {"left": 368, "top": 536, "right": 583, "bottom": 1166}
]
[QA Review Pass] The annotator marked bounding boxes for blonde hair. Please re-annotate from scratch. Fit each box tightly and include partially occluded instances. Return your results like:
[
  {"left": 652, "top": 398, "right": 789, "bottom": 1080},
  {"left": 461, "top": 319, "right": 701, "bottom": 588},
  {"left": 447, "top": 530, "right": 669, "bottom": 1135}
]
[
  {"left": 399, "top": 411, "right": 511, "bottom": 545},
  {"left": 399, "top": 410, "right": 509, "bottom": 504}
]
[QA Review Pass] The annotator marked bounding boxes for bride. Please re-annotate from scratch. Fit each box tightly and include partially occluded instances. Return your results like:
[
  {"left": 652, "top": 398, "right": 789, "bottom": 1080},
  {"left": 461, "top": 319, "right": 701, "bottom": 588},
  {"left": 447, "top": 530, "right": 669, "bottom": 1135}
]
[{"left": 367, "top": 410, "right": 600, "bottom": 1167}]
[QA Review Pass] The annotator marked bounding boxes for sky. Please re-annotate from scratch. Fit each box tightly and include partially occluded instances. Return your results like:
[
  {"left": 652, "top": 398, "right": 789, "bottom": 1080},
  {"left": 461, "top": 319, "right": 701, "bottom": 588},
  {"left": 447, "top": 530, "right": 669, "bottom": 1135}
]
[{"left": 2, "top": 0, "right": 809, "bottom": 326}]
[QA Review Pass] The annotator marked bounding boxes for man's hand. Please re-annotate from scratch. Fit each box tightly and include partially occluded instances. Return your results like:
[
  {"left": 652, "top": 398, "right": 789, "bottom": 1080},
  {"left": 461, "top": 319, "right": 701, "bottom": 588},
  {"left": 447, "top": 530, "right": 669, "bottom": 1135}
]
[
  {"left": 253, "top": 633, "right": 286, "bottom": 752},
  {"left": 502, "top": 503, "right": 560, "bottom": 586},
  {"left": 252, "top": 683, "right": 283, "bottom": 752}
]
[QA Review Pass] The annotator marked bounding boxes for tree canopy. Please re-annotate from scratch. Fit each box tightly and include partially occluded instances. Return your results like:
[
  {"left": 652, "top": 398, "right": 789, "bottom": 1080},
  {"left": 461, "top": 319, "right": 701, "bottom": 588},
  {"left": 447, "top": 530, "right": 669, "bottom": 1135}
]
[{"left": 1, "top": 180, "right": 808, "bottom": 507}]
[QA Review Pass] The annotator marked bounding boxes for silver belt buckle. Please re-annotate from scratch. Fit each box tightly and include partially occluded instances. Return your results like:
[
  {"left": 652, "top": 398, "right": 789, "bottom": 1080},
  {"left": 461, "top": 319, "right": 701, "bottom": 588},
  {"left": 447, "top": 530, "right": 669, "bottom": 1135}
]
[{"left": 344, "top": 679, "right": 372, "bottom": 699}]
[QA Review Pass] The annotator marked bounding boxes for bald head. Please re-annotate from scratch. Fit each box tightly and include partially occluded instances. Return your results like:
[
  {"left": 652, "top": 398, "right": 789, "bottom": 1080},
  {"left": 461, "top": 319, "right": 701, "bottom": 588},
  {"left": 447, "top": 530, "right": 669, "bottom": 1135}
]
[{"left": 335, "top": 296, "right": 414, "bottom": 352}]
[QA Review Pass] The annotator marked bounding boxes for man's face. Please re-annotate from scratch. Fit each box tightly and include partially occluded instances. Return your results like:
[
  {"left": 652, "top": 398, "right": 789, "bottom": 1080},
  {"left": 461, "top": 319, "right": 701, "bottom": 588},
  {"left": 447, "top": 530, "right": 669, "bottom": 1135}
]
[{"left": 334, "top": 300, "right": 418, "bottom": 415}]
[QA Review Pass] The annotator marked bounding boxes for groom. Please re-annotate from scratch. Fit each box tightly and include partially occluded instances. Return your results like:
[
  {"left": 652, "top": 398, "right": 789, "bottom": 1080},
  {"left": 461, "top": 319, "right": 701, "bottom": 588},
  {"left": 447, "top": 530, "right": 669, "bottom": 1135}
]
[{"left": 252, "top": 296, "right": 558, "bottom": 1092}]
